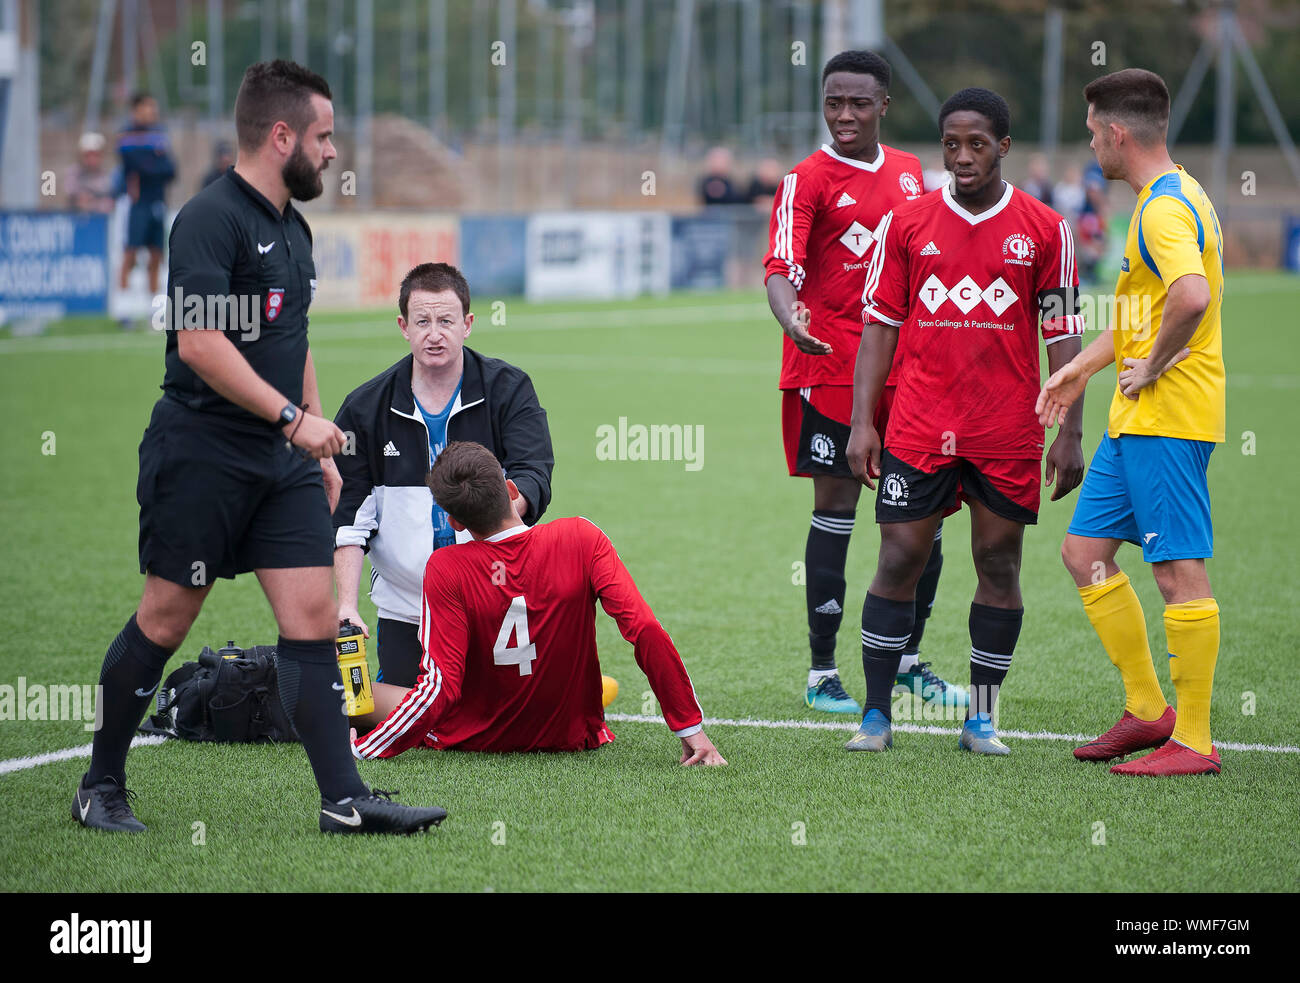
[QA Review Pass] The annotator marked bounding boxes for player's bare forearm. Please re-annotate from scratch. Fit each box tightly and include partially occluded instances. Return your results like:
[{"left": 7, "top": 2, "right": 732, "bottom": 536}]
[
  {"left": 349, "top": 681, "right": 410, "bottom": 731},
  {"left": 176, "top": 329, "right": 288, "bottom": 423},
  {"left": 767, "top": 272, "right": 830, "bottom": 355},
  {"left": 1146, "top": 273, "right": 1209, "bottom": 371},
  {"left": 1076, "top": 328, "right": 1117, "bottom": 379},
  {"left": 334, "top": 545, "right": 365, "bottom": 612},
  {"left": 1046, "top": 337, "right": 1084, "bottom": 437},
  {"left": 301, "top": 347, "right": 323, "bottom": 417},
  {"left": 850, "top": 321, "right": 897, "bottom": 428},
  {"left": 765, "top": 274, "right": 799, "bottom": 333}
]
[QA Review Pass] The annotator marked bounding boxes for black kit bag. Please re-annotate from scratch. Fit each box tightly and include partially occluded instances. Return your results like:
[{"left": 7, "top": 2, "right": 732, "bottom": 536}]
[{"left": 140, "top": 642, "right": 299, "bottom": 743}]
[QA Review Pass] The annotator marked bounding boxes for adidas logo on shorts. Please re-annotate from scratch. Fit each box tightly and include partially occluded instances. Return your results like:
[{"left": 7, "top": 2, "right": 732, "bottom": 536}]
[
  {"left": 383, "top": 441, "right": 400, "bottom": 457},
  {"left": 814, "top": 599, "right": 843, "bottom": 615}
]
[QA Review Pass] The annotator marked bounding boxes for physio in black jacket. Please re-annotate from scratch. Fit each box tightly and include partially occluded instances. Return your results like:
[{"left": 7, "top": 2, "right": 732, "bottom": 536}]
[{"left": 332, "top": 262, "right": 554, "bottom": 686}]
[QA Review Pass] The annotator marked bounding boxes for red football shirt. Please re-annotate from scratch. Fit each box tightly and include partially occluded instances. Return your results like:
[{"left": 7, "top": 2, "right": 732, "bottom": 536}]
[
  {"left": 763, "top": 143, "right": 924, "bottom": 389},
  {"left": 861, "top": 182, "right": 1083, "bottom": 460},
  {"left": 352, "top": 518, "right": 703, "bottom": 758}
]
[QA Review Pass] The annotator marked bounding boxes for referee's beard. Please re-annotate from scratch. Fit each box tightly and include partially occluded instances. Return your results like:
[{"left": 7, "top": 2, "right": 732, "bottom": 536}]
[{"left": 283, "top": 140, "right": 325, "bottom": 201}]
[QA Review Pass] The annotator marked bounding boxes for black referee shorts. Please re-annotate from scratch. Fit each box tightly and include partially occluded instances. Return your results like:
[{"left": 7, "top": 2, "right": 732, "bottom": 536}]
[{"left": 136, "top": 397, "right": 334, "bottom": 586}]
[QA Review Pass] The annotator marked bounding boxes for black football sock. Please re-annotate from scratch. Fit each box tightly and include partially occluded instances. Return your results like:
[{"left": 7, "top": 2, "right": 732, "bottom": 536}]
[
  {"left": 968, "top": 603, "right": 1024, "bottom": 720},
  {"left": 275, "top": 638, "right": 369, "bottom": 802},
  {"left": 860, "top": 592, "right": 915, "bottom": 718},
  {"left": 806, "top": 510, "right": 855, "bottom": 671},
  {"left": 905, "top": 523, "right": 944, "bottom": 655},
  {"left": 86, "top": 613, "right": 176, "bottom": 786}
]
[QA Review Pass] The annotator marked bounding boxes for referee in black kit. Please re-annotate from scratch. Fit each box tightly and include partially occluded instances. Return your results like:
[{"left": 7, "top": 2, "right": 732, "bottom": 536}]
[{"left": 72, "top": 61, "right": 446, "bottom": 835}]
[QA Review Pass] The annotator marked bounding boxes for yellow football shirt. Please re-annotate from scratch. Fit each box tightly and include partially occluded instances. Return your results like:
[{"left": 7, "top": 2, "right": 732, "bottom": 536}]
[{"left": 1108, "top": 165, "right": 1225, "bottom": 442}]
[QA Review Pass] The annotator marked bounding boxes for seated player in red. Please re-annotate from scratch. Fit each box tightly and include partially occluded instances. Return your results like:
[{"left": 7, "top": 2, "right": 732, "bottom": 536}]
[{"left": 350, "top": 440, "right": 726, "bottom": 766}]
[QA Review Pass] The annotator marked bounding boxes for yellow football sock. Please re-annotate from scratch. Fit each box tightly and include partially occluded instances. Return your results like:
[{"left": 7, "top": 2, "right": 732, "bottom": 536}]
[
  {"left": 1078, "top": 571, "right": 1167, "bottom": 721},
  {"left": 1165, "top": 598, "right": 1220, "bottom": 755}
]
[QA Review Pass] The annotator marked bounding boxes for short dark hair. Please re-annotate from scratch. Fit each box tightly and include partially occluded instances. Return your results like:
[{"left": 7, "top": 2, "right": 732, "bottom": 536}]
[
  {"left": 822, "top": 50, "right": 891, "bottom": 90},
  {"left": 399, "top": 262, "right": 471, "bottom": 319},
  {"left": 234, "top": 60, "right": 332, "bottom": 152},
  {"left": 1084, "top": 68, "right": 1169, "bottom": 145},
  {"left": 939, "top": 87, "right": 1011, "bottom": 141},
  {"left": 130, "top": 92, "right": 154, "bottom": 110},
  {"left": 427, "top": 442, "right": 514, "bottom": 536}
]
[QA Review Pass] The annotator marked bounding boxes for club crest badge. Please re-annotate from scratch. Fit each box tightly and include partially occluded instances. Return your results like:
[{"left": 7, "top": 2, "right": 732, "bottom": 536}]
[{"left": 265, "top": 288, "right": 285, "bottom": 322}]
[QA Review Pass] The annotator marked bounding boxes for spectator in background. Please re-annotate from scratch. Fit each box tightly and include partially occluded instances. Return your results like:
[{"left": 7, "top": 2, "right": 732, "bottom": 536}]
[
  {"left": 1023, "top": 152, "right": 1054, "bottom": 204},
  {"left": 64, "top": 133, "right": 115, "bottom": 214},
  {"left": 117, "top": 92, "right": 176, "bottom": 298},
  {"left": 1075, "top": 158, "right": 1109, "bottom": 284},
  {"left": 746, "top": 157, "right": 784, "bottom": 211},
  {"left": 1052, "top": 164, "right": 1086, "bottom": 223},
  {"left": 699, "top": 146, "right": 745, "bottom": 205},
  {"left": 201, "top": 140, "right": 235, "bottom": 189}
]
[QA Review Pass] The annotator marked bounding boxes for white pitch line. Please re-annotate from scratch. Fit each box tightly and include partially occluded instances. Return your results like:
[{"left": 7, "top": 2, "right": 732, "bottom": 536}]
[
  {"left": 605, "top": 713, "right": 1300, "bottom": 754},
  {"left": 0, "top": 735, "right": 168, "bottom": 776},
  {"left": 3, "top": 716, "right": 1295, "bottom": 776}
]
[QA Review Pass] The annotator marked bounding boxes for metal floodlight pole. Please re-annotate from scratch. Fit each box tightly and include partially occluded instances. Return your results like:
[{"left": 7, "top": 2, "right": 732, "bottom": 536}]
[
  {"left": 1041, "top": 3, "right": 1064, "bottom": 165},
  {"left": 742, "top": 0, "right": 759, "bottom": 153},
  {"left": 1230, "top": 16, "right": 1300, "bottom": 188},
  {"left": 400, "top": 0, "right": 416, "bottom": 120},
  {"left": 661, "top": 0, "right": 693, "bottom": 162},
  {"left": 562, "top": 6, "right": 583, "bottom": 202},
  {"left": 471, "top": 0, "right": 488, "bottom": 135},
  {"left": 717, "top": 0, "right": 735, "bottom": 144},
  {"left": 1210, "top": 2, "right": 1233, "bottom": 214},
  {"left": 140, "top": 0, "right": 168, "bottom": 112},
  {"left": 85, "top": 0, "right": 116, "bottom": 133},
  {"left": 498, "top": 0, "right": 516, "bottom": 207},
  {"left": 327, "top": 0, "right": 342, "bottom": 103},
  {"left": 176, "top": 0, "right": 195, "bottom": 101},
  {"left": 1168, "top": 36, "right": 1214, "bottom": 143},
  {"left": 536, "top": 10, "right": 552, "bottom": 132},
  {"left": 428, "top": 0, "right": 445, "bottom": 138},
  {"left": 624, "top": 0, "right": 643, "bottom": 141},
  {"left": 357, "top": 0, "right": 373, "bottom": 207},
  {"left": 792, "top": 0, "right": 813, "bottom": 149},
  {"left": 881, "top": 34, "right": 939, "bottom": 123},
  {"left": 291, "top": 0, "right": 307, "bottom": 64},
  {"left": 122, "top": 0, "right": 137, "bottom": 96},
  {"left": 261, "top": 0, "right": 277, "bottom": 64},
  {"left": 207, "top": 0, "right": 224, "bottom": 124}
]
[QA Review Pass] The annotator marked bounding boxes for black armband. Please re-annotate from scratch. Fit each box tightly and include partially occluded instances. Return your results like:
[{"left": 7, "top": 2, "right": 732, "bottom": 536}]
[{"left": 1038, "top": 286, "right": 1080, "bottom": 322}]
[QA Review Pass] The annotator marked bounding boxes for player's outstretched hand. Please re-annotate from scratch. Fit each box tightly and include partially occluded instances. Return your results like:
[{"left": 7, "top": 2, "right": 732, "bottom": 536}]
[
  {"left": 1044, "top": 434, "right": 1085, "bottom": 501},
  {"left": 784, "top": 306, "right": 833, "bottom": 356},
  {"left": 1036, "top": 359, "right": 1087, "bottom": 427},
  {"left": 680, "top": 731, "right": 727, "bottom": 766},
  {"left": 286, "top": 413, "right": 347, "bottom": 460},
  {"left": 846, "top": 422, "right": 881, "bottom": 490}
]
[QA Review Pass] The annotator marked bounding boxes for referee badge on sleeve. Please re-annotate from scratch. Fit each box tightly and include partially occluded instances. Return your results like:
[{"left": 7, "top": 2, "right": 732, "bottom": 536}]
[{"left": 265, "top": 288, "right": 285, "bottom": 322}]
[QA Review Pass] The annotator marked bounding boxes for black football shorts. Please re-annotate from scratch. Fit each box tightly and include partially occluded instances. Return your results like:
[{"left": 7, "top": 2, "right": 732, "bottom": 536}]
[{"left": 136, "top": 397, "right": 334, "bottom": 586}]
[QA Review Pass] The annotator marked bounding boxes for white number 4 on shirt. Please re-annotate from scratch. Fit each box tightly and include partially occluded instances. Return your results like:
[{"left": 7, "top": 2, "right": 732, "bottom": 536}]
[{"left": 493, "top": 595, "right": 537, "bottom": 676}]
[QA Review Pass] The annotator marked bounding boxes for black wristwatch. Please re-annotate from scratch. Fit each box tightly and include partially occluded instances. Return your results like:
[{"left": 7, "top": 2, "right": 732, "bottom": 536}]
[{"left": 279, "top": 403, "right": 299, "bottom": 427}]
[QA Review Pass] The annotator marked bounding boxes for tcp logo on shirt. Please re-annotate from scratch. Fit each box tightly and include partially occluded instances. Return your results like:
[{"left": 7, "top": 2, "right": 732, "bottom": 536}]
[
  {"left": 899, "top": 172, "right": 921, "bottom": 198},
  {"left": 264, "top": 288, "right": 285, "bottom": 322},
  {"left": 918, "top": 274, "right": 1019, "bottom": 317}
]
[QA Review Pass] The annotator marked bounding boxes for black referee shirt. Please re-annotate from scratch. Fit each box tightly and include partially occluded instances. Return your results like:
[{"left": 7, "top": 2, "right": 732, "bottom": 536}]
[{"left": 161, "top": 168, "right": 317, "bottom": 428}]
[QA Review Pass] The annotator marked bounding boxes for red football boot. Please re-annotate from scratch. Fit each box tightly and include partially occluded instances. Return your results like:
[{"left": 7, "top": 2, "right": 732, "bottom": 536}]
[
  {"left": 1110, "top": 739, "right": 1221, "bottom": 776},
  {"left": 1073, "top": 706, "right": 1175, "bottom": 762}
]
